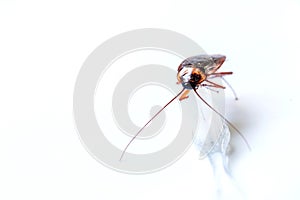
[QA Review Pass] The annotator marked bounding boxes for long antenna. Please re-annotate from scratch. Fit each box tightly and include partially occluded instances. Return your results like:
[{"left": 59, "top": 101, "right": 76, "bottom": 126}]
[
  {"left": 119, "top": 88, "right": 185, "bottom": 161},
  {"left": 193, "top": 88, "right": 251, "bottom": 150}
]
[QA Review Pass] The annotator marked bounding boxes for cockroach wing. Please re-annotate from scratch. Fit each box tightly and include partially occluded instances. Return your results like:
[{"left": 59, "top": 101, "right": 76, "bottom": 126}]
[{"left": 179, "top": 54, "right": 226, "bottom": 75}]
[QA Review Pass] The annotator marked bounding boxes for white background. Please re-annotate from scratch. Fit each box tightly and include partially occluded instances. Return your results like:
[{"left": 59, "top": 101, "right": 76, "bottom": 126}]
[{"left": 1, "top": 0, "right": 300, "bottom": 199}]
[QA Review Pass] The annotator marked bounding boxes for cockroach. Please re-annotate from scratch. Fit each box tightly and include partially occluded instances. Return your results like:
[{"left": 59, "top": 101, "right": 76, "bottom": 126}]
[{"left": 120, "top": 54, "right": 250, "bottom": 161}]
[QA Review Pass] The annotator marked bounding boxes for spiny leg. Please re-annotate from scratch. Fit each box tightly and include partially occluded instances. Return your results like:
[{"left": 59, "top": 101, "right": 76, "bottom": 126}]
[
  {"left": 202, "top": 80, "right": 226, "bottom": 89},
  {"left": 210, "top": 71, "right": 233, "bottom": 78},
  {"left": 179, "top": 89, "right": 190, "bottom": 101},
  {"left": 208, "top": 72, "right": 238, "bottom": 100}
]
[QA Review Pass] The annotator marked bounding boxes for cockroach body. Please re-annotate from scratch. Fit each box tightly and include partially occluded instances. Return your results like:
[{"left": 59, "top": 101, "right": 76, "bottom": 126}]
[{"left": 120, "top": 54, "right": 250, "bottom": 161}]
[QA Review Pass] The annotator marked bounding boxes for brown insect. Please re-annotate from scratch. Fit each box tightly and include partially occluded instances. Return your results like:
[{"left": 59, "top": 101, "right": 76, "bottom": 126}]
[{"left": 120, "top": 54, "right": 250, "bottom": 160}]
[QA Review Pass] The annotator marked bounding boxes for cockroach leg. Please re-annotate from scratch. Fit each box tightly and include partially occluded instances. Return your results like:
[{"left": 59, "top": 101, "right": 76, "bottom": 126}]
[
  {"left": 208, "top": 72, "right": 238, "bottom": 100},
  {"left": 211, "top": 71, "right": 233, "bottom": 77},
  {"left": 204, "top": 80, "right": 226, "bottom": 89},
  {"left": 179, "top": 89, "right": 190, "bottom": 101},
  {"left": 204, "top": 87, "right": 220, "bottom": 93}
]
